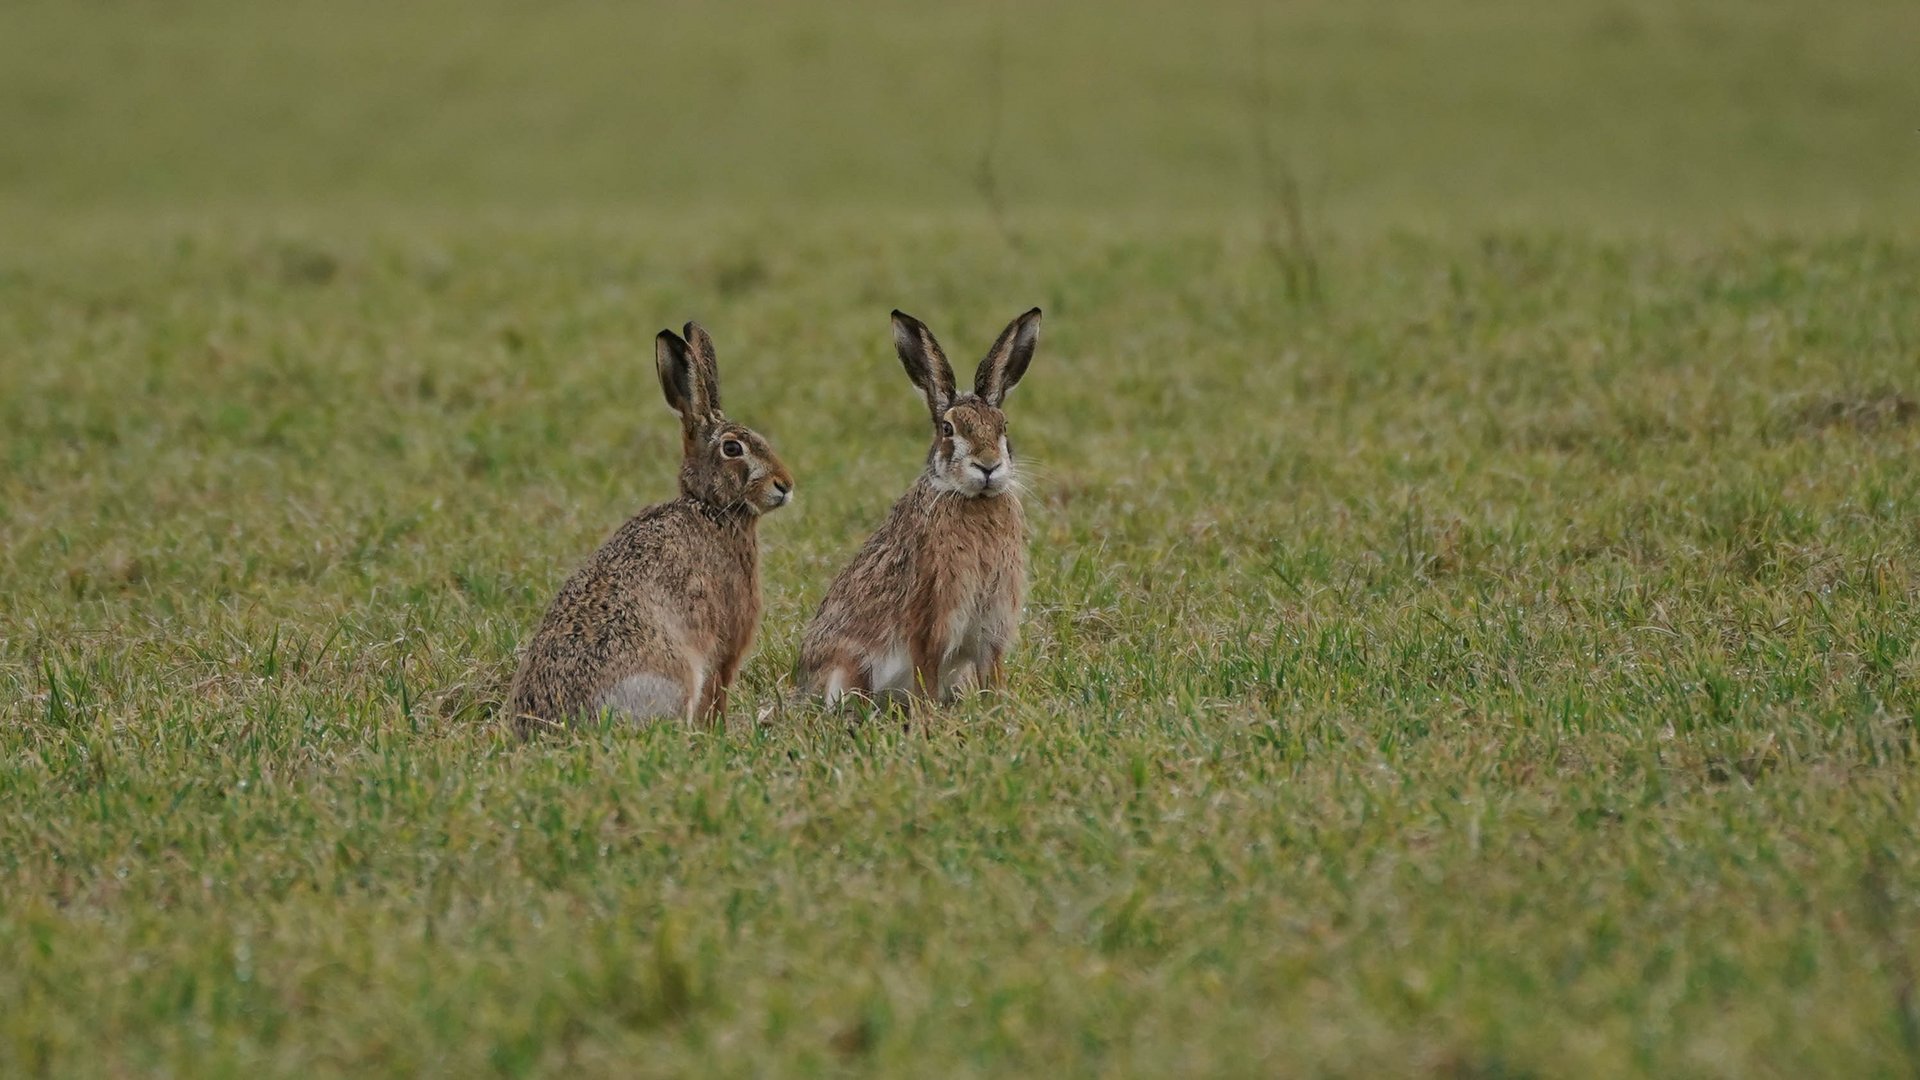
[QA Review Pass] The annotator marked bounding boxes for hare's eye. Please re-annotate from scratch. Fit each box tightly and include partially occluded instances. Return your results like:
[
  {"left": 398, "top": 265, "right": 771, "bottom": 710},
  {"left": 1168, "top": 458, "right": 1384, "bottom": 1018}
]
[
  {"left": 722, "top": 439, "right": 746, "bottom": 458},
  {"left": 939, "top": 421, "right": 955, "bottom": 438}
]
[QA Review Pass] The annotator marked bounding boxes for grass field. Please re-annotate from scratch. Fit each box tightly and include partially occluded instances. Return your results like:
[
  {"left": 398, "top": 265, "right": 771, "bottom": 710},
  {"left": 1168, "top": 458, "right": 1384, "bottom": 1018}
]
[{"left": 4, "top": 1, "right": 1920, "bottom": 1076}]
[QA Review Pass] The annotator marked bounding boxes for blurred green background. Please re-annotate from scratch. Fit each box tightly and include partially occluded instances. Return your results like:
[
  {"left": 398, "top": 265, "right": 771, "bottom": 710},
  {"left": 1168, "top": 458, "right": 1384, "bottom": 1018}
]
[
  {"left": 7, "top": 3, "right": 1920, "bottom": 1075},
  {"left": 4, "top": 0, "right": 1916, "bottom": 227}
]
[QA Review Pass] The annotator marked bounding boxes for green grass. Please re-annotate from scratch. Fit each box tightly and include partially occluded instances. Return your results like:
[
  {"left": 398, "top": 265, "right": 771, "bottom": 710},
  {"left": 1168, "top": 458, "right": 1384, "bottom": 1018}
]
[
  {"left": 4, "top": 1, "right": 1920, "bottom": 1076},
  {"left": 4, "top": 0, "right": 1918, "bottom": 226}
]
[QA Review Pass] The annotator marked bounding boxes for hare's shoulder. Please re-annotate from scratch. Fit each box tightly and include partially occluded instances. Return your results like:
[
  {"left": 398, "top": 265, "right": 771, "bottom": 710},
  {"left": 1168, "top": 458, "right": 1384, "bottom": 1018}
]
[
  {"left": 606, "top": 497, "right": 695, "bottom": 541},
  {"left": 838, "top": 482, "right": 938, "bottom": 564},
  {"left": 570, "top": 498, "right": 717, "bottom": 580}
]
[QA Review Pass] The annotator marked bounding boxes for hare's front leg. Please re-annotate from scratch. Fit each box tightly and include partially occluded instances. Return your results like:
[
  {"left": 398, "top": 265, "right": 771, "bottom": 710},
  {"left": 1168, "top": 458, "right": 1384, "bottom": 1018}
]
[
  {"left": 699, "top": 649, "right": 746, "bottom": 726},
  {"left": 908, "top": 623, "right": 948, "bottom": 706},
  {"left": 936, "top": 644, "right": 1005, "bottom": 703},
  {"left": 940, "top": 661, "right": 981, "bottom": 702},
  {"left": 961, "top": 651, "right": 1007, "bottom": 697},
  {"left": 966, "top": 599, "right": 1018, "bottom": 695},
  {"left": 980, "top": 651, "right": 1007, "bottom": 690},
  {"left": 699, "top": 681, "right": 728, "bottom": 725}
]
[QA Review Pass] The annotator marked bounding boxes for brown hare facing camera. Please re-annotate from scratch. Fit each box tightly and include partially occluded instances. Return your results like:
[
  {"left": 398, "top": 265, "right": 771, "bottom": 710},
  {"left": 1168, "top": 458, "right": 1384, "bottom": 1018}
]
[
  {"left": 800, "top": 307, "right": 1042, "bottom": 708},
  {"left": 509, "top": 323, "right": 793, "bottom": 734}
]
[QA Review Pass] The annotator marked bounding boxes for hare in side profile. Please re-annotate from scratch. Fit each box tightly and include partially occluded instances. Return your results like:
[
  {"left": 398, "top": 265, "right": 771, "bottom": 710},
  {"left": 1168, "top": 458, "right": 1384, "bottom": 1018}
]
[
  {"left": 508, "top": 323, "right": 793, "bottom": 734},
  {"left": 799, "top": 307, "right": 1042, "bottom": 707}
]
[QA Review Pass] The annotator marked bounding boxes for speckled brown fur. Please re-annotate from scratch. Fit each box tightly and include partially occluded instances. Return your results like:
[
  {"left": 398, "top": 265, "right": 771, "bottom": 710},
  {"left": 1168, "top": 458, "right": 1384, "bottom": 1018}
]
[
  {"left": 799, "top": 308, "right": 1042, "bottom": 707},
  {"left": 508, "top": 322, "right": 792, "bottom": 734}
]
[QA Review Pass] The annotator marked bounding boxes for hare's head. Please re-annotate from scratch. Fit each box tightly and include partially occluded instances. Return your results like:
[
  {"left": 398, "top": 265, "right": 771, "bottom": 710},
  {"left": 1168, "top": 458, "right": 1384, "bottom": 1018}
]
[
  {"left": 655, "top": 322, "right": 793, "bottom": 516},
  {"left": 891, "top": 307, "right": 1041, "bottom": 499}
]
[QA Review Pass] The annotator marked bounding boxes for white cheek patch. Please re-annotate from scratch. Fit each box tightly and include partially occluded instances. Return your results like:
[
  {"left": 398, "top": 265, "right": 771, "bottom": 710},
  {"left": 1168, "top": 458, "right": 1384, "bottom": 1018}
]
[{"left": 928, "top": 434, "right": 974, "bottom": 494}]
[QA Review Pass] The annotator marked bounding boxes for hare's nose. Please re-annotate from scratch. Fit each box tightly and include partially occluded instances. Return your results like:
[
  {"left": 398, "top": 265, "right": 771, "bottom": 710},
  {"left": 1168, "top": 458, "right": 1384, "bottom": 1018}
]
[
  {"left": 773, "top": 479, "right": 792, "bottom": 496},
  {"left": 972, "top": 461, "right": 999, "bottom": 479}
]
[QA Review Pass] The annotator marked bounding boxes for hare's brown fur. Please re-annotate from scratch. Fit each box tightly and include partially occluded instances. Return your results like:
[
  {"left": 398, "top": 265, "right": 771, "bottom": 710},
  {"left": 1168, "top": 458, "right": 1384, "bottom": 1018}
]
[
  {"left": 508, "top": 323, "right": 791, "bottom": 734},
  {"left": 799, "top": 308, "right": 1041, "bottom": 706},
  {"left": 509, "top": 498, "right": 764, "bottom": 733}
]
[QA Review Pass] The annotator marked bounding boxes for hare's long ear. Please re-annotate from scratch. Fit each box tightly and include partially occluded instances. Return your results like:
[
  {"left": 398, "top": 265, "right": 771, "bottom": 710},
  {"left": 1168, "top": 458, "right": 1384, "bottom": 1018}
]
[
  {"left": 682, "top": 321, "right": 724, "bottom": 418},
  {"left": 656, "top": 328, "right": 712, "bottom": 434},
  {"left": 892, "top": 309, "right": 956, "bottom": 422},
  {"left": 974, "top": 307, "right": 1041, "bottom": 407}
]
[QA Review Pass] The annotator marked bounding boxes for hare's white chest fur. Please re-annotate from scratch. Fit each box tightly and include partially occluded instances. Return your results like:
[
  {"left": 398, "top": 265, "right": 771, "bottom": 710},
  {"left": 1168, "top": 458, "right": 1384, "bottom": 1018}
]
[
  {"left": 858, "top": 494, "right": 1023, "bottom": 702},
  {"left": 861, "top": 591, "right": 1014, "bottom": 700},
  {"left": 937, "top": 565, "right": 1019, "bottom": 683}
]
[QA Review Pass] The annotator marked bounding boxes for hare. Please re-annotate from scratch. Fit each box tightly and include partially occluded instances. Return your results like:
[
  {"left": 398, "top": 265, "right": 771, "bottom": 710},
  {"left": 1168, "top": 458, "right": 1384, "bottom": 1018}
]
[
  {"left": 508, "top": 322, "right": 793, "bottom": 734},
  {"left": 799, "top": 307, "right": 1042, "bottom": 707}
]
